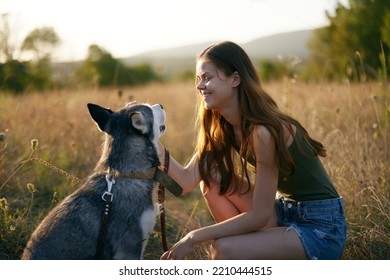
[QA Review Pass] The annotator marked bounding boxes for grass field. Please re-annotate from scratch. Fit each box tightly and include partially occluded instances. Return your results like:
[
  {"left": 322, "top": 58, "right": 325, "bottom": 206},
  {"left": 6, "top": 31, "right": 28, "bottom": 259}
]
[{"left": 0, "top": 80, "right": 389, "bottom": 259}]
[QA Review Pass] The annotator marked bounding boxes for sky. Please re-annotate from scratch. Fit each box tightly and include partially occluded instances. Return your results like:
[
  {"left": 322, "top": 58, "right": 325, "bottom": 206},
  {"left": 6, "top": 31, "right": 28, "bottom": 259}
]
[{"left": 1, "top": 0, "right": 349, "bottom": 62}]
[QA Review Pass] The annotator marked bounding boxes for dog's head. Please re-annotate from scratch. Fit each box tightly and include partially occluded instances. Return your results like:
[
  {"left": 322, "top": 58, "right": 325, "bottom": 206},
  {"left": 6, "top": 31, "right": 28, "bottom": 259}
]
[{"left": 87, "top": 103, "right": 166, "bottom": 143}]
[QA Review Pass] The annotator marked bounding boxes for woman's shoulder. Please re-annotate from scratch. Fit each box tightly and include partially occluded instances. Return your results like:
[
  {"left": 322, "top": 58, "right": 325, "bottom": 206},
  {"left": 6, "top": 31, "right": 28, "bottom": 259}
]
[
  {"left": 252, "top": 125, "right": 276, "bottom": 163},
  {"left": 252, "top": 125, "right": 274, "bottom": 148},
  {"left": 252, "top": 123, "right": 296, "bottom": 147}
]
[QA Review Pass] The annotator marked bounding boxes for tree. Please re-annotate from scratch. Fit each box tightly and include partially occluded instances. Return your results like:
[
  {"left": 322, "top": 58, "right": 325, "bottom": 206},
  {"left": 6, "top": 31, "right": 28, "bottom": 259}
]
[
  {"left": 21, "top": 27, "right": 60, "bottom": 91},
  {"left": 305, "top": 0, "right": 390, "bottom": 81},
  {"left": 258, "top": 60, "right": 287, "bottom": 81},
  {"left": 21, "top": 26, "right": 60, "bottom": 61},
  {"left": 0, "top": 14, "right": 61, "bottom": 93},
  {"left": 74, "top": 44, "right": 160, "bottom": 88},
  {"left": 0, "top": 60, "right": 29, "bottom": 93},
  {"left": 0, "top": 13, "right": 14, "bottom": 62},
  {"left": 74, "top": 44, "right": 122, "bottom": 87}
]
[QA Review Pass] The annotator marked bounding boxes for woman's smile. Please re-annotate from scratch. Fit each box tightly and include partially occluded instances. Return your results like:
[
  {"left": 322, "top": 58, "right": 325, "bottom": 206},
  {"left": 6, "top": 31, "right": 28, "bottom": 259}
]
[{"left": 201, "top": 91, "right": 212, "bottom": 99}]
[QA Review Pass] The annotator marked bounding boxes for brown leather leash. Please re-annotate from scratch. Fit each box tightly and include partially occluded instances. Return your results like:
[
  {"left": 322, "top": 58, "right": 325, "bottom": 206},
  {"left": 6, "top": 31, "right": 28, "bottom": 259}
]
[
  {"left": 157, "top": 148, "right": 170, "bottom": 252},
  {"left": 157, "top": 183, "right": 168, "bottom": 252}
]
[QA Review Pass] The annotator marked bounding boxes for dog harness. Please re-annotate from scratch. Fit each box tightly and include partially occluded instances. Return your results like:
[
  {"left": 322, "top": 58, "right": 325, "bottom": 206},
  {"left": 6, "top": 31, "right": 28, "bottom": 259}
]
[{"left": 95, "top": 148, "right": 181, "bottom": 259}]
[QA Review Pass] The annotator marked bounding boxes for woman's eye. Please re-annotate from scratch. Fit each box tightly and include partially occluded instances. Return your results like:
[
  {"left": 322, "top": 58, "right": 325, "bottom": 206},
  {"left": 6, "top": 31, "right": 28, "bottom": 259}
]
[{"left": 196, "top": 75, "right": 211, "bottom": 83}]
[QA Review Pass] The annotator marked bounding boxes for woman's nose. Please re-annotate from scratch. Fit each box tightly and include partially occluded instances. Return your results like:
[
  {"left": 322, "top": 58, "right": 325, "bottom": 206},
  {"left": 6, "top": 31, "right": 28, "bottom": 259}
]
[{"left": 196, "top": 80, "right": 205, "bottom": 90}]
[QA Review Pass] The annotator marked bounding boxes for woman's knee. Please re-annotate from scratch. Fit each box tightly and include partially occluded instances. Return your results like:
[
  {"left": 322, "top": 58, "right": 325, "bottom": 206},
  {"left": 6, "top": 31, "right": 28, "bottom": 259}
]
[
  {"left": 200, "top": 180, "right": 220, "bottom": 198},
  {"left": 210, "top": 238, "right": 235, "bottom": 260},
  {"left": 199, "top": 181, "right": 207, "bottom": 196}
]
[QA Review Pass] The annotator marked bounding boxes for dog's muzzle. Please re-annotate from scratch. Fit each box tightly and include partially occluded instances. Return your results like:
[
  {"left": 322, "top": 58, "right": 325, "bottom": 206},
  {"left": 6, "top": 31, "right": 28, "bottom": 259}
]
[{"left": 159, "top": 125, "right": 166, "bottom": 133}]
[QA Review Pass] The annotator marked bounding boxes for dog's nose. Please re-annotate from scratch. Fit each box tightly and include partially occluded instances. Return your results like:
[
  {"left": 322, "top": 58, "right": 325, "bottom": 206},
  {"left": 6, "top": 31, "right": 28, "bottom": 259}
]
[{"left": 159, "top": 104, "right": 164, "bottom": 109}]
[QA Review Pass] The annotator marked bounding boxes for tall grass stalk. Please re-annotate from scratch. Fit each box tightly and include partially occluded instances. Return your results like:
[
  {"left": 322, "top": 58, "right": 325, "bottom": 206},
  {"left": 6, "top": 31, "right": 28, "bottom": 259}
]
[{"left": 0, "top": 139, "right": 38, "bottom": 192}]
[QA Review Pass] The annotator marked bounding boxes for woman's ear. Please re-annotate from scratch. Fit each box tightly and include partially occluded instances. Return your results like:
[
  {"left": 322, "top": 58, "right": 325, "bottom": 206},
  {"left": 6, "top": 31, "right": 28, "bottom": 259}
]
[{"left": 232, "top": 71, "right": 241, "bottom": 87}]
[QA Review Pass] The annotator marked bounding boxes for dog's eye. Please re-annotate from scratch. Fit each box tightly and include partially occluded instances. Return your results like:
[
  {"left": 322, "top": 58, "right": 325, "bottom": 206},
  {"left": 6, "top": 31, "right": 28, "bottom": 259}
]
[{"left": 159, "top": 125, "right": 166, "bottom": 132}]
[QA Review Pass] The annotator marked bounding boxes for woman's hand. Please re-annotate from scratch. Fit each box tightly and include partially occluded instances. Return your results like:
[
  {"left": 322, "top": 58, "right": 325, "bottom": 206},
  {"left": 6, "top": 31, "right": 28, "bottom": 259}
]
[
  {"left": 125, "top": 100, "right": 139, "bottom": 107},
  {"left": 160, "top": 232, "right": 196, "bottom": 260},
  {"left": 156, "top": 141, "right": 167, "bottom": 166}
]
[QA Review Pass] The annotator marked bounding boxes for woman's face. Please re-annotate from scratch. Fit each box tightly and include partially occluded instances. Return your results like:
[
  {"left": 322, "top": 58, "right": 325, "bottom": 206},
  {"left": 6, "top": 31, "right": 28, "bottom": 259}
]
[{"left": 195, "top": 59, "right": 238, "bottom": 111}]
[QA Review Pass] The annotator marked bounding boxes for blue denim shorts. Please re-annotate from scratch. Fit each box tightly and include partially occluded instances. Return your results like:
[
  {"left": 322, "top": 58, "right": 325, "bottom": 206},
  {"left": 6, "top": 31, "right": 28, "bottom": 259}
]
[{"left": 275, "top": 197, "right": 347, "bottom": 260}]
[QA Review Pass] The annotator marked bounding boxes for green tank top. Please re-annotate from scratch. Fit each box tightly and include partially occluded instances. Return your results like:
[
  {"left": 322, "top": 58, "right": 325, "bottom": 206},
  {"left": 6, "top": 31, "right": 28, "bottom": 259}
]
[{"left": 277, "top": 129, "right": 339, "bottom": 201}]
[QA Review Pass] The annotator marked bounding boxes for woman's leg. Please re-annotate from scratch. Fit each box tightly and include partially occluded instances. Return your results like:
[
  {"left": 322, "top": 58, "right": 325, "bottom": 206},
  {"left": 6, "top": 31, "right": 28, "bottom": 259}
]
[
  {"left": 199, "top": 177, "right": 305, "bottom": 259},
  {"left": 210, "top": 227, "right": 307, "bottom": 260},
  {"left": 200, "top": 176, "right": 279, "bottom": 226},
  {"left": 199, "top": 180, "right": 253, "bottom": 222}
]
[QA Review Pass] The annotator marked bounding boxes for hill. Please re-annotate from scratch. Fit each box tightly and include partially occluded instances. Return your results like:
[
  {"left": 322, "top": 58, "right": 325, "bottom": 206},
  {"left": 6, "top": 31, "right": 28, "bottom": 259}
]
[
  {"left": 53, "top": 29, "right": 313, "bottom": 79},
  {"left": 121, "top": 29, "right": 313, "bottom": 75},
  {"left": 243, "top": 29, "right": 312, "bottom": 59}
]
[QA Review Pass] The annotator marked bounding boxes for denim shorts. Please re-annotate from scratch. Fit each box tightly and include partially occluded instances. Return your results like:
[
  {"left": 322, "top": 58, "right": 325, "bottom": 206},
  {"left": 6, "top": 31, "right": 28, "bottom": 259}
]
[{"left": 275, "top": 197, "right": 347, "bottom": 260}]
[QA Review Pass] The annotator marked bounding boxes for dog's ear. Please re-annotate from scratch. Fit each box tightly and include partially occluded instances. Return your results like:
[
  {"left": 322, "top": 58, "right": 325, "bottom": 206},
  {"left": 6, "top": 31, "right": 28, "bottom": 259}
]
[
  {"left": 130, "top": 111, "right": 149, "bottom": 134},
  {"left": 87, "top": 103, "right": 113, "bottom": 132}
]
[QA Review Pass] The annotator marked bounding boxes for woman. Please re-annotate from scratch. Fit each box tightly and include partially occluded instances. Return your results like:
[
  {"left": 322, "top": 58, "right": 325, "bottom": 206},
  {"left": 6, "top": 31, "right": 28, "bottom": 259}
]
[{"left": 158, "top": 41, "right": 346, "bottom": 260}]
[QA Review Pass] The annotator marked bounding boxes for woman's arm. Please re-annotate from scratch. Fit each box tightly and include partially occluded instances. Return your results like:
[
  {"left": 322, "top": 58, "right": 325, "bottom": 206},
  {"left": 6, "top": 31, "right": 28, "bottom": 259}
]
[
  {"left": 161, "top": 125, "right": 279, "bottom": 259},
  {"left": 158, "top": 142, "right": 201, "bottom": 195},
  {"left": 126, "top": 100, "right": 200, "bottom": 195}
]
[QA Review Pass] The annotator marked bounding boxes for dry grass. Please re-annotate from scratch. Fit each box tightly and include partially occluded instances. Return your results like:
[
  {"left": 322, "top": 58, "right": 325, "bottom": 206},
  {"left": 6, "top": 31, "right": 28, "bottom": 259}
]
[{"left": 0, "top": 80, "right": 389, "bottom": 259}]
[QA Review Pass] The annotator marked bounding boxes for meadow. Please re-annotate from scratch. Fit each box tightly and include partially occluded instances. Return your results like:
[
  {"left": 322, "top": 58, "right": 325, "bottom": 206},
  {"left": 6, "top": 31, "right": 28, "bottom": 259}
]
[{"left": 0, "top": 80, "right": 389, "bottom": 259}]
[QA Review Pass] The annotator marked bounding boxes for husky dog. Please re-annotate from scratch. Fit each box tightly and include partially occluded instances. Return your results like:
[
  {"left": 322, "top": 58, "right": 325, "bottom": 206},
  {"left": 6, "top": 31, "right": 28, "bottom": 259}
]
[{"left": 22, "top": 103, "right": 166, "bottom": 259}]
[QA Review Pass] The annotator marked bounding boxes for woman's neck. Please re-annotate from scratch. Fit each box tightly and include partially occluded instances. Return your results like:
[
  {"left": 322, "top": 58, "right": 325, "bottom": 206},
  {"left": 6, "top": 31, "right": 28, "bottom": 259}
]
[{"left": 219, "top": 96, "right": 241, "bottom": 129}]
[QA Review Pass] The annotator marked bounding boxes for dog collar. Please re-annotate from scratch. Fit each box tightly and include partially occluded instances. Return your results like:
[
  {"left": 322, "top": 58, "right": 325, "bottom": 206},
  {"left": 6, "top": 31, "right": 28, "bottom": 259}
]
[{"left": 108, "top": 167, "right": 183, "bottom": 197}]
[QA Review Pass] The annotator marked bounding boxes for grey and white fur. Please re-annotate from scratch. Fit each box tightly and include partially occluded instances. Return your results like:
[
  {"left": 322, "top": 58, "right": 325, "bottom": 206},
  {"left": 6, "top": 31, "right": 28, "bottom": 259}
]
[{"left": 21, "top": 103, "right": 166, "bottom": 260}]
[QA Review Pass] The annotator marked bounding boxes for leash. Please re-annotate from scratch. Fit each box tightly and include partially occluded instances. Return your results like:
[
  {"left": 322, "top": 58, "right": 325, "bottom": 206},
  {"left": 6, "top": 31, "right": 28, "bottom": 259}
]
[
  {"left": 95, "top": 148, "right": 180, "bottom": 258},
  {"left": 96, "top": 174, "right": 115, "bottom": 259},
  {"left": 157, "top": 148, "right": 170, "bottom": 252}
]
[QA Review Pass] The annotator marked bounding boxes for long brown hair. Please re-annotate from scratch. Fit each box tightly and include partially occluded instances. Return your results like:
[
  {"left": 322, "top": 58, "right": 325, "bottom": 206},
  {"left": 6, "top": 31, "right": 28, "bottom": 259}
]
[{"left": 195, "top": 41, "right": 326, "bottom": 195}]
